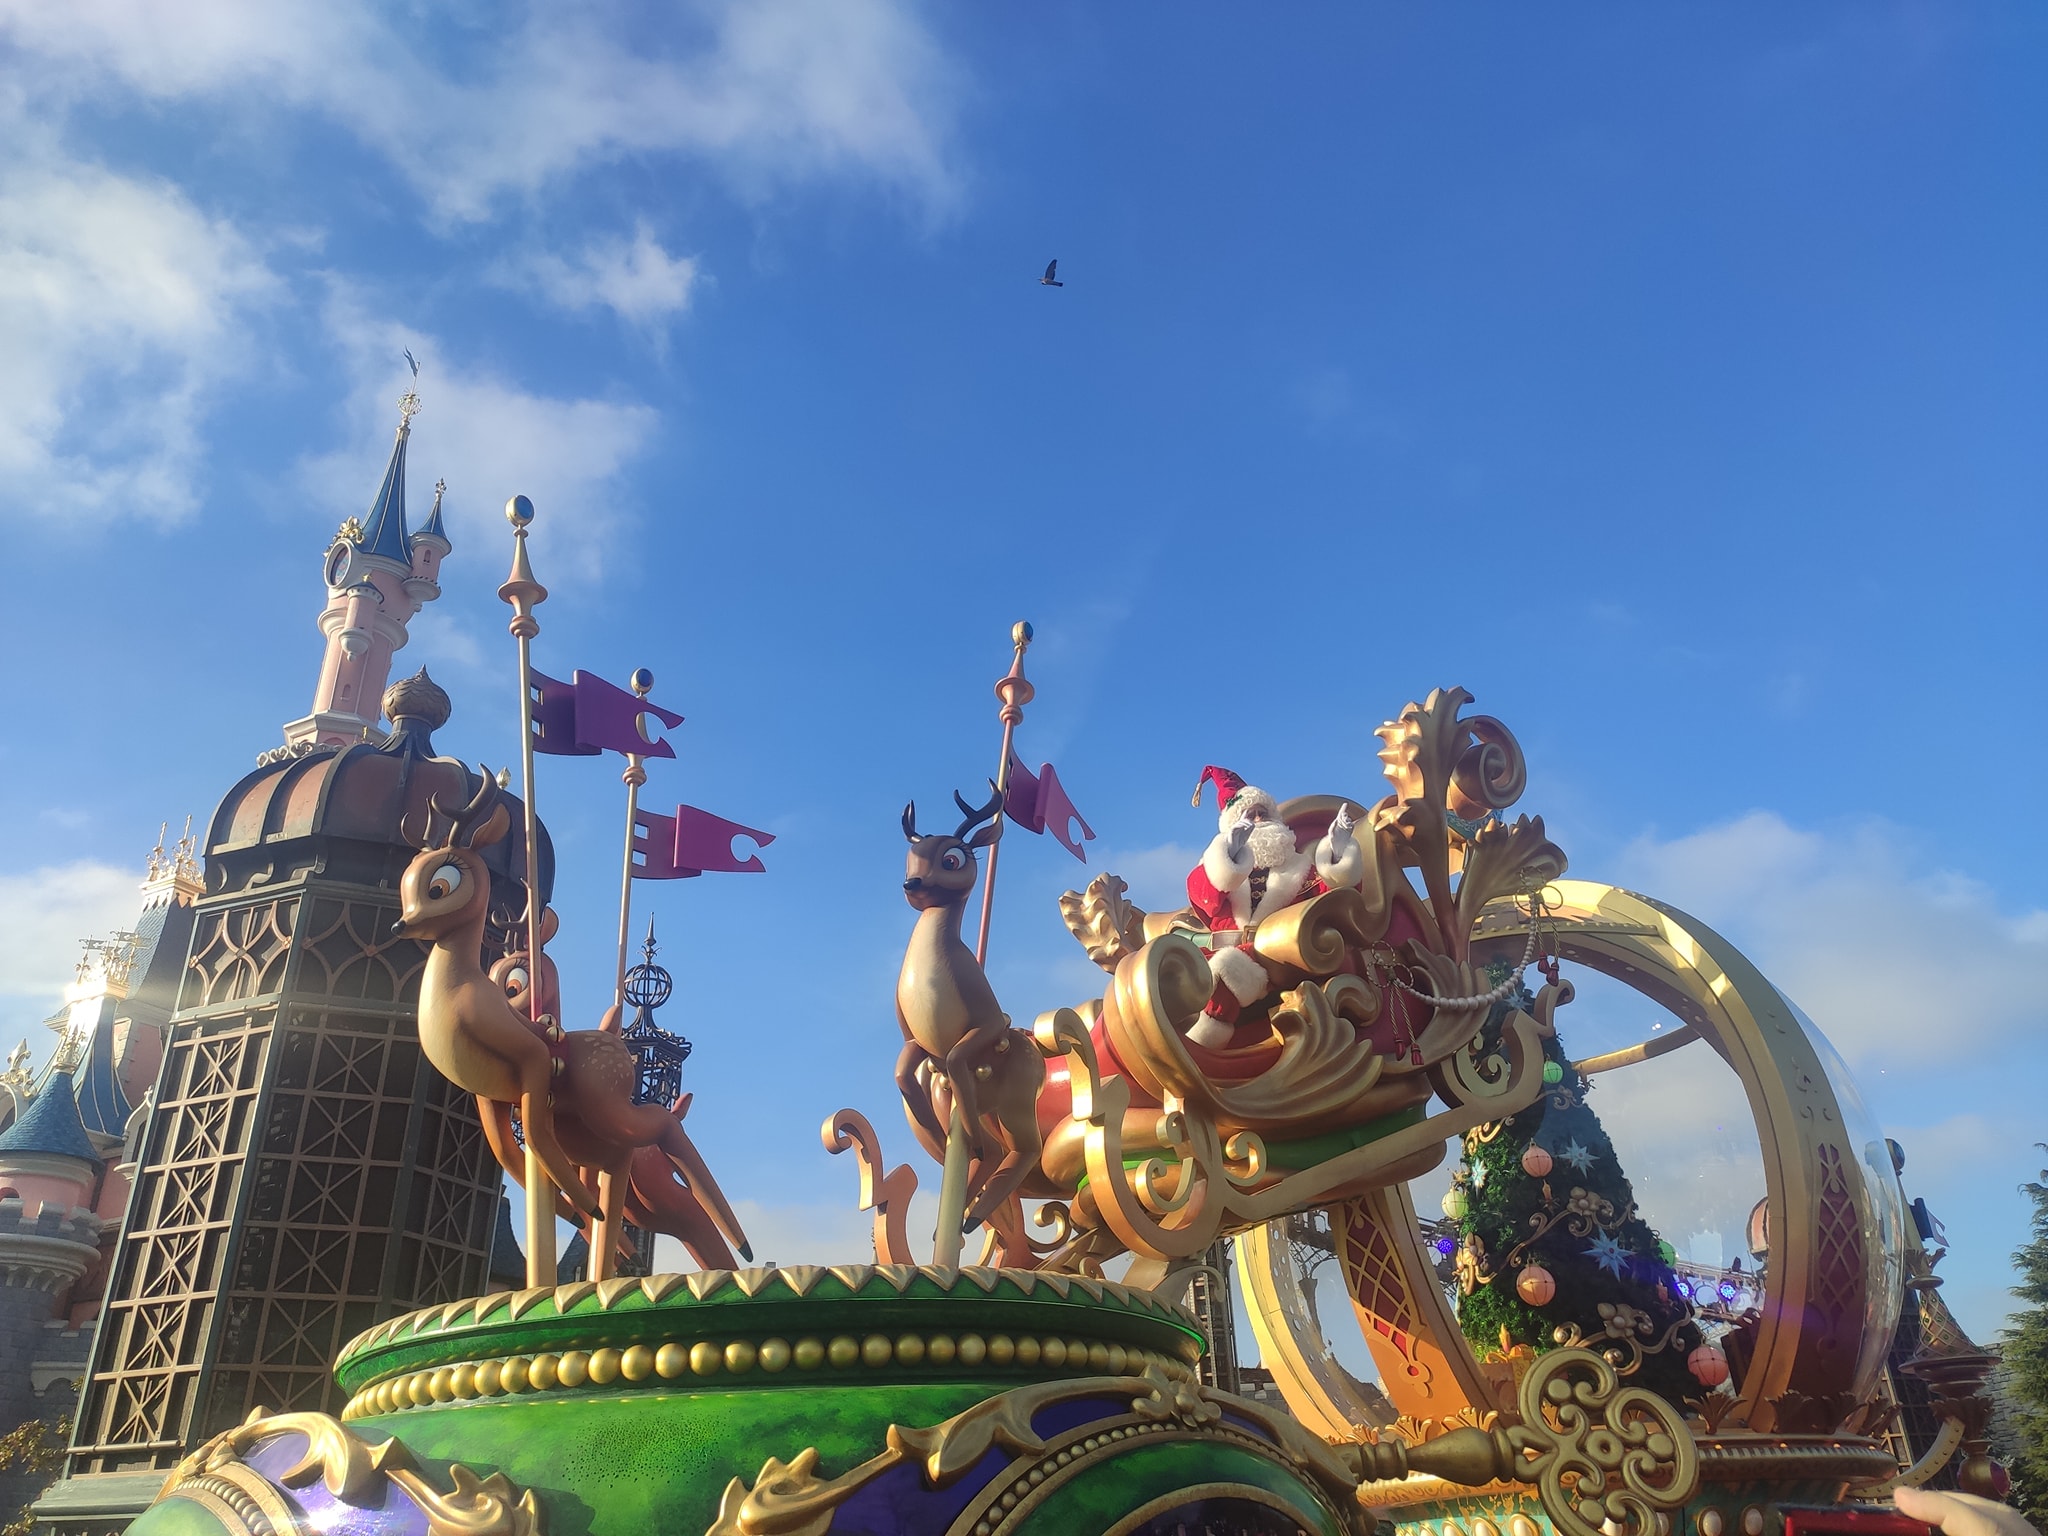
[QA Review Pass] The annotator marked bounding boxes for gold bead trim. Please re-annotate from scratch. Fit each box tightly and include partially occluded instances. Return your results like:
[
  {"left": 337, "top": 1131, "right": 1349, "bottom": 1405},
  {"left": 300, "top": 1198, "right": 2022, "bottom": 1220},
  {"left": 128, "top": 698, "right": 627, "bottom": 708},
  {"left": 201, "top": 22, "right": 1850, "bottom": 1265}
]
[
  {"left": 340, "top": 1265, "right": 1199, "bottom": 1364},
  {"left": 340, "top": 1332, "right": 1197, "bottom": 1420}
]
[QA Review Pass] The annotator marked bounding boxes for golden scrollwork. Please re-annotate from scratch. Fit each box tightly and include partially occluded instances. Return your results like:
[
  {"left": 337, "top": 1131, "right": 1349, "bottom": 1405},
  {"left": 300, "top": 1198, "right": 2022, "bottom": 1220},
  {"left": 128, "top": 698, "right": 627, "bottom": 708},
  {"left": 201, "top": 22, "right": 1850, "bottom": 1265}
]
[
  {"left": 821, "top": 1107, "right": 920, "bottom": 1265},
  {"left": 159, "top": 1409, "right": 542, "bottom": 1536},
  {"left": 1349, "top": 1347, "right": 1696, "bottom": 1536}
]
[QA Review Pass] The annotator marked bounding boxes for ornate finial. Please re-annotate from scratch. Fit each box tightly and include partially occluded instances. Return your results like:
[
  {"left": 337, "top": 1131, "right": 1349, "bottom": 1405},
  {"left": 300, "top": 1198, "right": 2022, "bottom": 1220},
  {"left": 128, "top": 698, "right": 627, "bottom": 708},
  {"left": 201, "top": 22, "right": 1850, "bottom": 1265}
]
[
  {"left": 380, "top": 668, "right": 453, "bottom": 757},
  {"left": 0, "top": 1040, "right": 31, "bottom": 1090},
  {"left": 397, "top": 390, "right": 422, "bottom": 429},
  {"left": 505, "top": 494, "right": 535, "bottom": 529},
  {"left": 641, "top": 914, "right": 659, "bottom": 966},
  {"left": 1011, "top": 620, "right": 1034, "bottom": 650},
  {"left": 336, "top": 515, "right": 365, "bottom": 545},
  {"left": 431, "top": 478, "right": 446, "bottom": 515},
  {"left": 630, "top": 668, "right": 654, "bottom": 697},
  {"left": 145, "top": 822, "right": 170, "bottom": 882},
  {"left": 173, "top": 814, "right": 199, "bottom": 881}
]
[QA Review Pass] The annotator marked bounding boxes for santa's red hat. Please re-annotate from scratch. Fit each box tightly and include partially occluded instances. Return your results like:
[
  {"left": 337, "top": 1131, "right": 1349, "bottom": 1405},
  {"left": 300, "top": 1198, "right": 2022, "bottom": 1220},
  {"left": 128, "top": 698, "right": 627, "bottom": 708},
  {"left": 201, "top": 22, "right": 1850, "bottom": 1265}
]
[{"left": 1191, "top": 765, "right": 1275, "bottom": 831}]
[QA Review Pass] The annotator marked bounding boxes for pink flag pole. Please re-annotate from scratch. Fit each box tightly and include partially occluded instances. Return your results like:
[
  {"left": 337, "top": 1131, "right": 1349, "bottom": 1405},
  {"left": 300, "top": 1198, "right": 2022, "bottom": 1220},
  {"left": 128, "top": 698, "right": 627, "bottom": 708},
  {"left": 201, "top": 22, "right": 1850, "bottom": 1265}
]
[
  {"left": 613, "top": 668, "right": 655, "bottom": 1018},
  {"left": 973, "top": 621, "right": 1034, "bottom": 965},
  {"left": 496, "top": 493, "right": 556, "bottom": 1287}
]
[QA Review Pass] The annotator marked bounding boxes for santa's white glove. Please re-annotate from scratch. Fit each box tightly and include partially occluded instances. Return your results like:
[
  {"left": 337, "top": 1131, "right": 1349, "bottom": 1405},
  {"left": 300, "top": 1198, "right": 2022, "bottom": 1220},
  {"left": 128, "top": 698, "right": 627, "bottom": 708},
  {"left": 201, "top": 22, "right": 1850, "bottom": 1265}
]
[
  {"left": 1324, "top": 803, "right": 1355, "bottom": 858},
  {"left": 1894, "top": 1487, "right": 2033, "bottom": 1536},
  {"left": 1226, "top": 816, "right": 1255, "bottom": 861}
]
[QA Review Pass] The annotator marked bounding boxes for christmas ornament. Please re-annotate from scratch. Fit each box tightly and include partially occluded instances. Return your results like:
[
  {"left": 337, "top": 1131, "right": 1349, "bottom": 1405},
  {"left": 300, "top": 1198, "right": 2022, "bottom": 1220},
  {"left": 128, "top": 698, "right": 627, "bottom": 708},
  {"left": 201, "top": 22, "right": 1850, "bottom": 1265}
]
[
  {"left": 1557, "top": 1137, "right": 1594, "bottom": 1174},
  {"left": 1586, "top": 1230, "right": 1631, "bottom": 1277},
  {"left": 1656, "top": 1239, "right": 1677, "bottom": 1265},
  {"left": 1521, "top": 1144, "right": 1553, "bottom": 1178},
  {"left": 1688, "top": 1342, "right": 1730, "bottom": 1387},
  {"left": 1441, "top": 1185, "right": 1470, "bottom": 1221},
  {"left": 1516, "top": 1264, "right": 1555, "bottom": 1305},
  {"left": 1541, "top": 1060, "right": 1564, "bottom": 1085}
]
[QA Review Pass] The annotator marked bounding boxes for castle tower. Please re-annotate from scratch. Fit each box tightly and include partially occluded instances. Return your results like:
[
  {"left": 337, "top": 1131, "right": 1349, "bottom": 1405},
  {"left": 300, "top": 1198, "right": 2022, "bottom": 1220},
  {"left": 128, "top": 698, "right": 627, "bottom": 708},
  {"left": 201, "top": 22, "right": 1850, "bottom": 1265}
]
[
  {"left": 0, "top": 1074, "right": 106, "bottom": 1522},
  {"left": 278, "top": 394, "right": 451, "bottom": 755},
  {"left": 43, "top": 431, "right": 545, "bottom": 1535}
]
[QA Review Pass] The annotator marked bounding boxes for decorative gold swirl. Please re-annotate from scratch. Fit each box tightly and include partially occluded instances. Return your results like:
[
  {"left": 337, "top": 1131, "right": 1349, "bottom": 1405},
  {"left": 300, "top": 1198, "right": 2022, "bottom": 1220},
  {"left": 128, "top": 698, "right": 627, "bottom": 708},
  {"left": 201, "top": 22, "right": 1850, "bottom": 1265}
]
[
  {"left": 159, "top": 1410, "right": 544, "bottom": 1536},
  {"left": 1511, "top": 1346, "right": 1699, "bottom": 1536},
  {"left": 1059, "top": 874, "right": 1151, "bottom": 972},
  {"left": 820, "top": 1108, "right": 920, "bottom": 1266},
  {"left": 1449, "top": 714, "right": 1527, "bottom": 818},
  {"left": 1250, "top": 887, "right": 1377, "bottom": 976}
]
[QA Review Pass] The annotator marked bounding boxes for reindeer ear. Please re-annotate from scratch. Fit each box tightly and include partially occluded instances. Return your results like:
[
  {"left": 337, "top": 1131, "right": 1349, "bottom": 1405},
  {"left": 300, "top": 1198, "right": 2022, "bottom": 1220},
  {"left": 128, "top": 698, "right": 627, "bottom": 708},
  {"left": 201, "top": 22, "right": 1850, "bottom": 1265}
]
[
  {"left": 968, "top": 820, "right": 1004, "bottom": 850},
  {"left": 539, "top": 907, "right": 560, "bottom": 944},
  {"left": 474, "top": 802, "right": 511, "bottom": 849}
]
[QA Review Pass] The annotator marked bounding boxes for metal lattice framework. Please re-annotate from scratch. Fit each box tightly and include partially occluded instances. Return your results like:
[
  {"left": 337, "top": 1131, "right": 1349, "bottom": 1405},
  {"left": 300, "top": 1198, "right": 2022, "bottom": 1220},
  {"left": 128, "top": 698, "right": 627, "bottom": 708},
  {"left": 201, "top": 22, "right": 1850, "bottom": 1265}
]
[{"left": 70, "top": 876, "right": 505, "bottom": 1474}]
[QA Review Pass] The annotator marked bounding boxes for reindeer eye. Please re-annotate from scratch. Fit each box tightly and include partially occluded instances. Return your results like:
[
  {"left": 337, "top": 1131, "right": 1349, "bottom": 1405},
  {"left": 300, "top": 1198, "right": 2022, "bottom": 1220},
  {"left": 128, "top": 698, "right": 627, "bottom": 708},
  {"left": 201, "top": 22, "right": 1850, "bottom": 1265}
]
[
  {"left": 503, "top": 966, "right": 529, "bottom": 997},
  {"left": 427, "top": 863, "right": 464, "bottom": 901},
  {"left": 940, "top": 848, "right": 967, "bottom": 871}
]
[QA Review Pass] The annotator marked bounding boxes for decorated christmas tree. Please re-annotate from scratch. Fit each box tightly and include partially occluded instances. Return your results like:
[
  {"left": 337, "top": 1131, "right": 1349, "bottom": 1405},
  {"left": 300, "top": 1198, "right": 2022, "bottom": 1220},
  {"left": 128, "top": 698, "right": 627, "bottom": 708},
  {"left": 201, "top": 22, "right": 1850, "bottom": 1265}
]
[{"left": 1443, "top": 968, "right": 1713, "bottom": 1408}]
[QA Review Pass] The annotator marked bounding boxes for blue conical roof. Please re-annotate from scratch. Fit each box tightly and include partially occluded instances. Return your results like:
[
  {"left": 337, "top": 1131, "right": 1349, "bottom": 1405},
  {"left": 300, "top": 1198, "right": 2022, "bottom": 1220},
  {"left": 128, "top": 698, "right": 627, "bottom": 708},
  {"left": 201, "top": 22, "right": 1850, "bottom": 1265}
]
[
  {"left": 355, "top": 418, "right": 413, "bottom": 566},
  {"left": 74, "top": 1004, "right": 133, "bottom": 1140},
  {"left": 412, "top": 477, "right": 449, "bottom": 550},
  {"left": 0, "top": 1071, "right": 103, "bottom": 1166}
]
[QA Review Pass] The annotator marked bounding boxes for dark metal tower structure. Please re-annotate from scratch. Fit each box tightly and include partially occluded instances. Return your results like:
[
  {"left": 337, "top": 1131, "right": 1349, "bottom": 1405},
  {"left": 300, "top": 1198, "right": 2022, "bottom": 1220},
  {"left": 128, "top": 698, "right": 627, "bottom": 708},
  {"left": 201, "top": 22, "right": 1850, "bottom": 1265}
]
[
  {"left": 615, "top": 922, "right": 691, "bottom": 1275},
  {"left": 50, "top": 680, "right": 546, "bottom": 1531}
]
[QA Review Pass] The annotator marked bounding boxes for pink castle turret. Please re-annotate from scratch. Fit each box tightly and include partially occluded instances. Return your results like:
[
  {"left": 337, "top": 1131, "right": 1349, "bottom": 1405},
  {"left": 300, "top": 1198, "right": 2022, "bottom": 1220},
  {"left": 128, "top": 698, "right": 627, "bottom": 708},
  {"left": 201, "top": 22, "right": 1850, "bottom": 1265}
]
[{"left": 278, "top": 391, "right": 451, "bottom": 754}]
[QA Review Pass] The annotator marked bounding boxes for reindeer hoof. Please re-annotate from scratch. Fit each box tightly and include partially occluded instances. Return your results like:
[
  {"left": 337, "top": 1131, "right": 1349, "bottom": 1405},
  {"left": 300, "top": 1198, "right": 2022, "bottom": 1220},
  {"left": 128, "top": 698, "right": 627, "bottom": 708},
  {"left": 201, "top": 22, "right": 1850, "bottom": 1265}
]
[{"left": 961, "top": 1216, "right": 981, "bottom": 1236}]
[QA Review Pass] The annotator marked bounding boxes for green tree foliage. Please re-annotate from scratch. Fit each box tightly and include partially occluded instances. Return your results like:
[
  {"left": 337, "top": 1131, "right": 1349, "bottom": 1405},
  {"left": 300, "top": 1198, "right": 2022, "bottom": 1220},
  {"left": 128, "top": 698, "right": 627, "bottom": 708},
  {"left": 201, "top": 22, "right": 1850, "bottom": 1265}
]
[
  {"left": 1449, "top": 976, "right": 1704, "bottom": 1407},
  {"left": 1999, "top": 1146, "right": 2048, "bottom": 1528},
  {"left": 0, "top": 1416, "right": 70, "bottom": 1536}
]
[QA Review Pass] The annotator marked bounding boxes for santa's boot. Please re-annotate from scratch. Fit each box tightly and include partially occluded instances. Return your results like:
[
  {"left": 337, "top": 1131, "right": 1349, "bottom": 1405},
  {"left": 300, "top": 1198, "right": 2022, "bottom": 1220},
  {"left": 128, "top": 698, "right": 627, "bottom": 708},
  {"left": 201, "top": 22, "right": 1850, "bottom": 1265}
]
[{"left": 1189, "top": 945, "right": 1268, "bottom": 1048}]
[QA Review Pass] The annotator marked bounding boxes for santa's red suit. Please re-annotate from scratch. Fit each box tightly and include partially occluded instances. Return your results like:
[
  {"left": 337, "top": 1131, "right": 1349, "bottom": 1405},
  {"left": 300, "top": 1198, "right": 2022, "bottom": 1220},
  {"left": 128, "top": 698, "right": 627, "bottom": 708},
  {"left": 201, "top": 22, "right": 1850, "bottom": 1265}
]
[{"left": 1184, "top": 765, "right": 1364, "bottom": 1046}]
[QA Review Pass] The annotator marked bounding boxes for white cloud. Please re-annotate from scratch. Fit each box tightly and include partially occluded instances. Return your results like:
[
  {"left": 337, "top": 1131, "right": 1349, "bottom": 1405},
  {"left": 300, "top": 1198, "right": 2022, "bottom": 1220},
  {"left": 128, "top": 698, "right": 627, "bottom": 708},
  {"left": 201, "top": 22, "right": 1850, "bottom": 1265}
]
[
  {"left": 0, "top": 140, "right": 277, "bottom": 525},
  {"left": 301, "top": 299, "right": 660, "bottom": 576},
  {"left": 0, "top": 0, "right": 963, "bottom": 223},
  {"left": 1613, "top": 812, "right": 2048, "bottom": 1068},
  {"left": 0, "top": 860, "right": 138, "bottom": 1005},
  {"left": 506, "top": 224, "right": 702, "bottom": 332}
]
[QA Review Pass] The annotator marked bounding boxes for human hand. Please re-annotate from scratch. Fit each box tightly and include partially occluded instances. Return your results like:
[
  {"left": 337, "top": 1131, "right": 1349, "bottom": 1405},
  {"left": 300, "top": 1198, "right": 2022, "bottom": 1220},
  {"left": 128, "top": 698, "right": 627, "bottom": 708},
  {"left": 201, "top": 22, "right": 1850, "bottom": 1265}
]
[
  {"left": 1227, "top": 816, "right": 1254, "bottom": 859},
  {"left": 1895, "top": 1486, "right": 2033, "bottom": 1536}
]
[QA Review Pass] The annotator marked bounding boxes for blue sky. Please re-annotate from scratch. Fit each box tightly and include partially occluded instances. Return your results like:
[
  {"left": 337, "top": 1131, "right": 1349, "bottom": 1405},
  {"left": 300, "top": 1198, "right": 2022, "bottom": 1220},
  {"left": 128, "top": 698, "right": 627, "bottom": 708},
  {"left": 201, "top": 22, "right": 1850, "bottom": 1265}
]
[{"left": 1, "top": 3, "right": 2042, "bottom": 1353}]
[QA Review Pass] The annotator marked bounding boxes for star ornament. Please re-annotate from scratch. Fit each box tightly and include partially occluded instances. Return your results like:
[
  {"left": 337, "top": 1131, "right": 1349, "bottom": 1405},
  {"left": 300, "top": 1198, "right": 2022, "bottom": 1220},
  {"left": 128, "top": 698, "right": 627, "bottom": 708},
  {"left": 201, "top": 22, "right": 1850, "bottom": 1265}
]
[
  {"left": 1558, "top": 1138, "right": 1594, "bottom": 1174},
  {"left": 1586, "top": 1231, "right": 1632, "bottom": 1277}
]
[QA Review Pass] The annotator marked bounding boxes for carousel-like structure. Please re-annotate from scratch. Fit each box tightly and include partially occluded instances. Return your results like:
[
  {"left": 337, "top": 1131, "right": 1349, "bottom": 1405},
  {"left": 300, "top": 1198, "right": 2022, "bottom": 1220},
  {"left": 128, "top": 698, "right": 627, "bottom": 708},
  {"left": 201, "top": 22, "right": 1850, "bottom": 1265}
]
[{"left": 98, "top": 471, "right": 2002, "bottom": 1536}]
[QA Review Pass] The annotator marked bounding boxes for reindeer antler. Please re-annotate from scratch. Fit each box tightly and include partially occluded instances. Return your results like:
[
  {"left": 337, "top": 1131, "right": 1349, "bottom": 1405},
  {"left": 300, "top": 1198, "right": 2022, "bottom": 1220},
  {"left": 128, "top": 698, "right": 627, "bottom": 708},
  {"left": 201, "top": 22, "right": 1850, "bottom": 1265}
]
[
  {"left": 902, "top": 802, "right": 922, "bottom": 843},
  {"left": 431, "top": 766, "right": 502, "bottom": 848},
  {"left": 952, "top": 779, "right": 1004, "bottom": 840}
]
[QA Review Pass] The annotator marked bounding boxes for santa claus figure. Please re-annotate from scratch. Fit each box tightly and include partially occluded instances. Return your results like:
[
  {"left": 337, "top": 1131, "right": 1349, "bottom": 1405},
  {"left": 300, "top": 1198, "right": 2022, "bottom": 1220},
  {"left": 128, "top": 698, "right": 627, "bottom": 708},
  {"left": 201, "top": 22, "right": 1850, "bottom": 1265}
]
[{"left": 1185, "top": 764, "right": 1363, "bottom": 1045}]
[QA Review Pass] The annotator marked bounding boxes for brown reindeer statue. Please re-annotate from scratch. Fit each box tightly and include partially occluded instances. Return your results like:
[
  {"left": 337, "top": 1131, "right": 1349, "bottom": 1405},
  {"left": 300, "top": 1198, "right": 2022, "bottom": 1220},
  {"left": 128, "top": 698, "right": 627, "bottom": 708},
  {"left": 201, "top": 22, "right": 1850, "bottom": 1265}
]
[
  {"left": 394, "top": 770, "right": 751, "bottom": 1283},
  {"left": 896, "top": 785, "right": 1047, "bottom": 1235},
  {"left": 490, "top": 936, "right": 751, "bottom": 1273}
]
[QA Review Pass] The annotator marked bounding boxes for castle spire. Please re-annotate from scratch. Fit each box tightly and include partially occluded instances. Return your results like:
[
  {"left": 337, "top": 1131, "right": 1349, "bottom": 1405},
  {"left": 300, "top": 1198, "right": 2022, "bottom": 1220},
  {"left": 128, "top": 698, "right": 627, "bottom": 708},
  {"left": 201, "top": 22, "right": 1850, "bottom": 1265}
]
[
  {"left": 353, "top": 394, "right": 419, "bottom": 568},
  {"left": 274, "top": 383, "right": 449, "bottom": 760}
]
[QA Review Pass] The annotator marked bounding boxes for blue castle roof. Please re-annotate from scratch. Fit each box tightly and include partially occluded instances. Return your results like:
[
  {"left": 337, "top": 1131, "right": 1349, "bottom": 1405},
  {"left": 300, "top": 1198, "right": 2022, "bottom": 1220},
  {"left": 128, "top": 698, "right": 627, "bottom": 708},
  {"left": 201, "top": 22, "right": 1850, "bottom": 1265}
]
[
  {"left": 0, "top": 1071, "right": 103, "bottom": 1167},
  {"left": 74, "top": 1003, "right": 133, "bottom": 1140},
  {"left": 355, "top": 418, "right": 414, "bottom": 566}
]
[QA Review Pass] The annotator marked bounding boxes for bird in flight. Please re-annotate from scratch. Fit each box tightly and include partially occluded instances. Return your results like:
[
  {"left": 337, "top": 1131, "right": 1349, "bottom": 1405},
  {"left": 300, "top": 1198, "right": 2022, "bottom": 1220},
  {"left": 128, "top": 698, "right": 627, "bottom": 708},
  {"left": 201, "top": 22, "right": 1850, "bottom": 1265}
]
[{"left": 1040, "top": 259, "right": 1063, "bottom": 288}]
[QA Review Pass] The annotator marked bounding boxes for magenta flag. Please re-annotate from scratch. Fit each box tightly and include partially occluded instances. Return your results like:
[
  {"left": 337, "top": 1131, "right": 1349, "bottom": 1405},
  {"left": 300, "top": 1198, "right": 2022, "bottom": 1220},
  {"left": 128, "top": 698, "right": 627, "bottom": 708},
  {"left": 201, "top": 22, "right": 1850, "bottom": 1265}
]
[
  {"left": 1004, "top": 753, "right": 1096, "bottom": 861},
  {"left": 529, "top": 669, "right": 599, "bottom": 756},
  {"left": 529, "top": 669, "right": 684, "bottom": 758},
  {"left": 631, "top": 805, "right": 774, "bottom": 879}
]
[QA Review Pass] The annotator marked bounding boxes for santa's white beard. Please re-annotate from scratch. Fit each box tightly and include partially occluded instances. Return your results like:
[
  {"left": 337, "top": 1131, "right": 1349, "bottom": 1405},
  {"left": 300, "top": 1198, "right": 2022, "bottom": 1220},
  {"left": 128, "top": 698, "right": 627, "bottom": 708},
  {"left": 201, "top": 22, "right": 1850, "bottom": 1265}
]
[{"left": 1246, "top": 820, "right": 1298, "bottom": 870}]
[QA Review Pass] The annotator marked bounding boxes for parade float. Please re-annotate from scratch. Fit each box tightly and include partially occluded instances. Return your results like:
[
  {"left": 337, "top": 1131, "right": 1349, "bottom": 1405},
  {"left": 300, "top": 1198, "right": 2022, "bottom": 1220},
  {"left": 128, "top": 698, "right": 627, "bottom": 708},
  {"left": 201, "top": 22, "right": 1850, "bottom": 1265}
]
[{"left": 122, "top": 495, "right": 2003, "bottom": 1536}]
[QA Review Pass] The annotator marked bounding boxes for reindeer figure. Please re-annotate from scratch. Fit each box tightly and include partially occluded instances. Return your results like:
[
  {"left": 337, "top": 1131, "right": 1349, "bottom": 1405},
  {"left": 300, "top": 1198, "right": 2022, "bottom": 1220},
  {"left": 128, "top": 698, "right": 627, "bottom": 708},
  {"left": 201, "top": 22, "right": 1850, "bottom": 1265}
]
[
  {"left": 896, "top": 785, "right": 1047, "bottom": 1233},
  {"left": 395, "top": 771, "right": 751, "bottom": 1281},
  {"left": 491, "top": 937, "right": 750, "bottom": 1273}
]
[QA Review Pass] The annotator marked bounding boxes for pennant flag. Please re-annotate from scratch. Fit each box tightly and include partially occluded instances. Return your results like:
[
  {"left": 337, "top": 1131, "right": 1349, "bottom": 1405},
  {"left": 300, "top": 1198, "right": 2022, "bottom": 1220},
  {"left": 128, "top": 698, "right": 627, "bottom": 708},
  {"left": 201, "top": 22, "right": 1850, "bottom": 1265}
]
[
  {"left": 630, "top": 805, "right": 775, "bottom": 879},
  {"left": 1004, "top": 752, "right": 1096, "bottom": 861},
  {"left": 529, "top": 669, "right": 599, "bottom": 757},
  {"left": 529, "top": 669, "right": 685, "bottom": 758}
]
